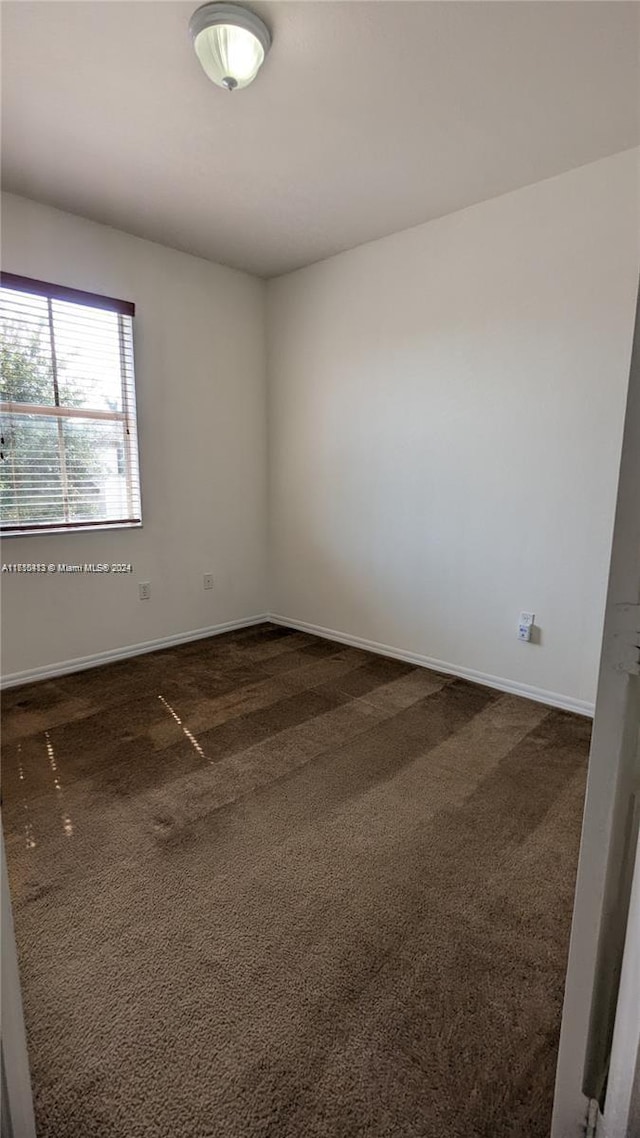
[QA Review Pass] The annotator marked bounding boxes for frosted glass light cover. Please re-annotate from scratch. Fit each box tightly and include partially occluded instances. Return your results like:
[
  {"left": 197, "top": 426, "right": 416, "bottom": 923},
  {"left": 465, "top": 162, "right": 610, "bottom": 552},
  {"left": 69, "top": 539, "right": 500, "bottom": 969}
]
[
  {"left": 190, "top": 4, "right": 271, "bottom": 90},
  {"left": 194, "top": 24, "right": 264, "bottom": 88}
]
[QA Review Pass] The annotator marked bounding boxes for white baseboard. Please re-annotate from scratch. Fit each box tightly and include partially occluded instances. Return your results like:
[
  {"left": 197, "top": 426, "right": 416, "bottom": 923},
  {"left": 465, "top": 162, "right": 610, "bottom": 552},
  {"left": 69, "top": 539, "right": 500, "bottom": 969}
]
[
  {"left": 1, "top": 612, "right": 596, "bottom": 717},
  {"left": 268, "top": 613, "right": 595, "bottom": 718},
  {"left": 0, "top": 615, "right": 269, "bottom": 690}
]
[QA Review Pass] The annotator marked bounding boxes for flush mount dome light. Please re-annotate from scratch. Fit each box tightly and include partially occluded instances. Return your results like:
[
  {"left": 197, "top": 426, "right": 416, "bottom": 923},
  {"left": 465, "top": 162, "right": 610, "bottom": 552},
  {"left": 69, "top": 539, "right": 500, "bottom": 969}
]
[{"left": 189, "top": 2, "right": 271, "bottom": 90}]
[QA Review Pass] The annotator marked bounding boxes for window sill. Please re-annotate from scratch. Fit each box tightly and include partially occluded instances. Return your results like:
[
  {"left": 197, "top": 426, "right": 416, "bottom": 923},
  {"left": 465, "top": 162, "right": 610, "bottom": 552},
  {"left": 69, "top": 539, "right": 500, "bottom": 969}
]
[{"left": 1, "top": 521, "right": 143, "bottom": 539}]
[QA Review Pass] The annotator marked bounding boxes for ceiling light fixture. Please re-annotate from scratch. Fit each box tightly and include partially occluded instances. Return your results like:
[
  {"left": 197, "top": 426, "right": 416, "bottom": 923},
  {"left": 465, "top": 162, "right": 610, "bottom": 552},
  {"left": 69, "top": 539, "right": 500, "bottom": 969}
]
[{"left": 189, "top": 3, "right": 271, "bottom": 91}]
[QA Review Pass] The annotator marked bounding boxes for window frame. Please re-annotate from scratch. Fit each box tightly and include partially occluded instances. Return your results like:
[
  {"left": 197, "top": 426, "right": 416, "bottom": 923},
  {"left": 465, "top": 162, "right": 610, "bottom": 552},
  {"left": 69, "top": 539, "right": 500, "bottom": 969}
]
[{"left": 0, "top": 273, "right": 142, "bottom": 538}]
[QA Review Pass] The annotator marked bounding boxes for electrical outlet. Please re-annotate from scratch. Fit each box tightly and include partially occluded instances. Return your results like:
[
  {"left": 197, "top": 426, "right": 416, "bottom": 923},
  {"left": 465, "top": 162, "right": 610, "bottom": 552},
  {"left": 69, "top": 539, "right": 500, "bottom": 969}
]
[
  {"left": 139, "top": 581, "right": 151, "bottom": 601},
  {"left": 203, "top": 574, "right": 213, "bottom": 590},
  {"left": 518, "top": 611, "right": 535, "bottom": 642}
]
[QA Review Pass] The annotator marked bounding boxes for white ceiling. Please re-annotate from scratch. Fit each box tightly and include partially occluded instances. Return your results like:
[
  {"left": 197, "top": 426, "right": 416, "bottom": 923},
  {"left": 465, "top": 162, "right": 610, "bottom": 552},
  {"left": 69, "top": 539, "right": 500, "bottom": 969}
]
[{"left": 2, "top": 1, "right": 639, "bottom": 278}]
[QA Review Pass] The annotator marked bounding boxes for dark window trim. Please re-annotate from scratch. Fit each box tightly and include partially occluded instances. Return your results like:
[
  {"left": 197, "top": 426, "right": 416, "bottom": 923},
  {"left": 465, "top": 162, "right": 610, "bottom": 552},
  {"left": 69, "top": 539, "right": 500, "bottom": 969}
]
[
  {"left": 0, "top": 273, "right": 135, "bottom": 317},
  {"left": 1, "top": 518, "right": 142, "bottom": 536}
]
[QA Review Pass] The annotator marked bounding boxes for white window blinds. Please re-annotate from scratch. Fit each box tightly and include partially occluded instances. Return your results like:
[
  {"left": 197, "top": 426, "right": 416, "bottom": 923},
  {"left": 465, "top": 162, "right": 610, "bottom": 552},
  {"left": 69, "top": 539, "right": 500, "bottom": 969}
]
[{"left": 0, "top": 274, "right": 142, "bottom": 535}]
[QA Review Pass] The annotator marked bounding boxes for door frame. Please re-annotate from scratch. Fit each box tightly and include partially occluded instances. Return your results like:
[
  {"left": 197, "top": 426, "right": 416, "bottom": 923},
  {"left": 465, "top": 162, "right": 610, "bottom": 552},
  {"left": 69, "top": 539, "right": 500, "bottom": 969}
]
[
  {"left": 552, "top": 284, "right": 640, "bottom": 1137},
  {"left": 1, "top": 824, "right": 37, "bottom": 1138},
  {"left": 596, "top": 827, "right": 640, "bottom": 1138}
]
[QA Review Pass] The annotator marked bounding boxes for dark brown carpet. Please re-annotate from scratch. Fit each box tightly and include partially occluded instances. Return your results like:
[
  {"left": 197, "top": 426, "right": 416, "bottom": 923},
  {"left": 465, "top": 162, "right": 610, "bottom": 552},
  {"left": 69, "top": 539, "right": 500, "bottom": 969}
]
[{"left": 2, "top": 622, "right": 589, "bottom": 1138}]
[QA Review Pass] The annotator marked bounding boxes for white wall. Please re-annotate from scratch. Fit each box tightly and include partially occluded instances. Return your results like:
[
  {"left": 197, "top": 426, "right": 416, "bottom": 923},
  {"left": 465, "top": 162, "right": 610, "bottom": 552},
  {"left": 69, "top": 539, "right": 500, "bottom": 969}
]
[
  {"left": 267, "top": 150, "right": 640, "bottom": 711},
  {"left": 3, "top": 153, "right": 638, "bottom": 703},
  {"left": 1, "top": 194, "right": 268, "bottom": 678}
]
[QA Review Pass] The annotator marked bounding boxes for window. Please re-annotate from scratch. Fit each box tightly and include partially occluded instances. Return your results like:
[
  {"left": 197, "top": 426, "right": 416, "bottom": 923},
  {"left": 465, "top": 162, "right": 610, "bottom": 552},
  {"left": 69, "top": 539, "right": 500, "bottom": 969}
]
[{"left": 0, "top": 273, "right": 141, "bottom": 535}]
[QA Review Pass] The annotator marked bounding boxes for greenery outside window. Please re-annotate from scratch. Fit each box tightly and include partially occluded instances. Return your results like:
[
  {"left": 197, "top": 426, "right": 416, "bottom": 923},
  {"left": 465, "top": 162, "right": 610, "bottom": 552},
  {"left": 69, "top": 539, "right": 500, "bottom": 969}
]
[{"left": 0, "top": 274, "right": 141, "bottom": 535}]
